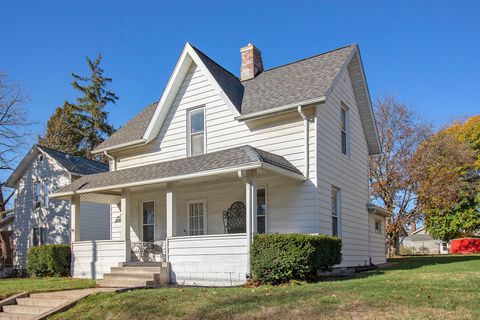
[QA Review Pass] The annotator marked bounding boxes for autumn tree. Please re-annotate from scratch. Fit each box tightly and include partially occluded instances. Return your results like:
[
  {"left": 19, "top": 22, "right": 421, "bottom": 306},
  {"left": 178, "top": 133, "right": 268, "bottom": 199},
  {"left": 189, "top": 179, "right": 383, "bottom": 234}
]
[
  {"left": 369, "top": 96, "right": 432, "bottom": 256},
  {"left": 414, "top": 116, "right": 480, "bottom": 240},
  {"left": 0, "top": 73, "right": 32, "bottom": 213}
]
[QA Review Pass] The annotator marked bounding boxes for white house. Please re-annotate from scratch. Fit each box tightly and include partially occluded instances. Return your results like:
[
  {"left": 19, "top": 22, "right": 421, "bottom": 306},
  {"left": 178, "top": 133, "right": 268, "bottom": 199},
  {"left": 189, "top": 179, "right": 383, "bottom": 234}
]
[
  {"left": 51, "top": 42, "right": 388, "bottom": 287},
  {"left": 5, "top": 145, "right": 111, "bottom": 271}
]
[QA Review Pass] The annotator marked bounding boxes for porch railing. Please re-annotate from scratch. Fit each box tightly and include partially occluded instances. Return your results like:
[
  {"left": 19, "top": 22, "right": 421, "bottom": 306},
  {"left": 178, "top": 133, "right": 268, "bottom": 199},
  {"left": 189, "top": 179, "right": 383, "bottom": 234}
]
[{"left": 130, "top": 240, "right": 166, "bottom": 262}]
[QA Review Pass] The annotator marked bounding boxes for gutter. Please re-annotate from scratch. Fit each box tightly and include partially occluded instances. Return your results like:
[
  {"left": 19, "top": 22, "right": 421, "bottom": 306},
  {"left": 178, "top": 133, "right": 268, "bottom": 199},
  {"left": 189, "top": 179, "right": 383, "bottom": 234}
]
[
  {"left": 91, "top": 139, "right": 147, "bottom": 154},
  {"left": 103, "top": 151, "right": 117, "bottom": 171},
  {"left": 297, "top": 106, "right": 310, "bottom": 178},
  {"left": 235, "top": 96, "right": 325, "bottom": 121}
]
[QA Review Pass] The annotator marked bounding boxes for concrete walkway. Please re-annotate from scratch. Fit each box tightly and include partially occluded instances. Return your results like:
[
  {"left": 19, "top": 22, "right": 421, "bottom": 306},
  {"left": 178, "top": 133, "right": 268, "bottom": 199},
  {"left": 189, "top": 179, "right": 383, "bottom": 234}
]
[{"left": 0, "top": 288, "right": 117, "bottom": 320}]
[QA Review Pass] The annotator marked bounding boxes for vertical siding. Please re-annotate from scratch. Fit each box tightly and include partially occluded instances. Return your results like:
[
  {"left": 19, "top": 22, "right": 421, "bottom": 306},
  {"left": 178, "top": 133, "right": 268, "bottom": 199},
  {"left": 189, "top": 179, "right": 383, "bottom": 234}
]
[
  {"left": 113, "top": 63, "right": 318, "bottom": 234},
  {"left": 317, "top": 68, "right": 371, "bottom": 267}
]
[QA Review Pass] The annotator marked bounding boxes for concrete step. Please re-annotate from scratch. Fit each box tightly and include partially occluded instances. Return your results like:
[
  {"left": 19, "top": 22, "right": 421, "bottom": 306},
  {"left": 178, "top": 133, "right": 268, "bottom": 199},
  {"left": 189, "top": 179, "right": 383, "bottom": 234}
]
[
  {"left": 103, "top": 272, "right": 157, "bottom": 281},
  {"left": 16, "top": 297, "right": 68, "bottom": 307},
  {"left": 97, "top": 278, "right": 152, "bottom": 288},
  {"left": 2, "top": 304, "right": 51, "bottom": 315},
  {"left": 119, "top": 262, "right": 168, "bottom": 267},
  {"left": 110, "top": 266, "right": 162, "bottom": 273},
  {"left": 28, "top": 291, "right": 83, "bottom": 299},
  {"left": 0, "top": 312, "right": 35, "bottom": 320}
]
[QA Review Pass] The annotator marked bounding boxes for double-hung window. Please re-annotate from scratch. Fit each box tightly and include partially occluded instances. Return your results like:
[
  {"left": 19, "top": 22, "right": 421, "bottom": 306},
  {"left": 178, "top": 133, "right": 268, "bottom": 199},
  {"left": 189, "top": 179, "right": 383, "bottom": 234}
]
[
  {"left": 375, "top": 219, "right": 382, "bottom": 233},
  {"left": 42, "top": 180, "right": 49, "bottom": 207},
  {"left": 32, "top": 227, "right": 46, "bottom": 246},
  {"left": 187, "top": 200, "right": 206, "bottom": 236},
  {"left": 187, "top": 107, "right": 205, "bottom": 156},
  {"left": 257, "top": 188, "right": 267, "bottom": 234},
  {"left": 331, "top": 187, "right": 341, "bottom": 237},
  {"left": 340, "top": 102, "right": 349, "bottom": 155},
  {"left": 34, "top": 181, "right": 42, "bottom": 208},
  {"left": 142, "top": 201, "right": 155, "bottom": 242}
]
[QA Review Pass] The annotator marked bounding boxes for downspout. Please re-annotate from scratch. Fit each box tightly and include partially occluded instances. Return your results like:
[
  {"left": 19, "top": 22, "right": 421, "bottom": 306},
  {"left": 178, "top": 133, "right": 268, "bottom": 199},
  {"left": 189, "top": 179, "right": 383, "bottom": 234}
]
[
  {"left": 103, "top": 151, "right": 116, "bottom": 171},
  {"left": 297, "top": 106, "right": 309, "bottom": 178}
]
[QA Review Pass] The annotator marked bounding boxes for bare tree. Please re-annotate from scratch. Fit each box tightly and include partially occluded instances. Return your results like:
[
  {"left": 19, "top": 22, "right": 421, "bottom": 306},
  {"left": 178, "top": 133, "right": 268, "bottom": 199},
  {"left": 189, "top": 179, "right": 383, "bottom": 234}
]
[
  {"left": 0, "top": 73, "right": 31, "bottom": 213},
  {"left": 369, "top": 96, "right": 432, "bottom": 256}
]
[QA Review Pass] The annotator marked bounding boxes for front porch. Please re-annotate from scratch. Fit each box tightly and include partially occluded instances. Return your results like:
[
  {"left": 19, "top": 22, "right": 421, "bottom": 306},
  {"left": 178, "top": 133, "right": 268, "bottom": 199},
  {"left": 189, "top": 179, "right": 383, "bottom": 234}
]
[{"left": 50, "top": 146, "right": 308, "bottom": 286}]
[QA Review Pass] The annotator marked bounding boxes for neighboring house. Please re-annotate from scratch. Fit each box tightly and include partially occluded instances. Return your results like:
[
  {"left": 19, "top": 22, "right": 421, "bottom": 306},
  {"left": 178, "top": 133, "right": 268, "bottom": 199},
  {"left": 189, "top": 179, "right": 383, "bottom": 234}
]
[
  {"left": 5, "top": 145, "right": 111, "bottom": 271},
  {"left": 51, "top": 42, "right": 386, "bottom": 286},
  {"left": 0, "top": 210, "right": 14, "bottom": 268},
  {"left": 402, "top": 227, "right": 449, "bottom": 255}
]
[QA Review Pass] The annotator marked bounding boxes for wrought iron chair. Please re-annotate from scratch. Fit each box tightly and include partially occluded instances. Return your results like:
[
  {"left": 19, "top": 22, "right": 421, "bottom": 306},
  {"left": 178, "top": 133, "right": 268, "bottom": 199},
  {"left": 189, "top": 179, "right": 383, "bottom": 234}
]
[{"left": 222, "top": 201, "right": 246, "bottom": 234}]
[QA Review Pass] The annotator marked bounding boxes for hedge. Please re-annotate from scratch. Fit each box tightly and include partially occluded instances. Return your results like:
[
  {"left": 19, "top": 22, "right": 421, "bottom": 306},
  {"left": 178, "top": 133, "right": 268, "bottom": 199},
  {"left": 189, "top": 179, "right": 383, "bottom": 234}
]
[
  {"left": 27, "top": 244, "right": 71, "bottom": 277},
  {"left": 251, "top": 233, "right": 342, "bottom": 284}
]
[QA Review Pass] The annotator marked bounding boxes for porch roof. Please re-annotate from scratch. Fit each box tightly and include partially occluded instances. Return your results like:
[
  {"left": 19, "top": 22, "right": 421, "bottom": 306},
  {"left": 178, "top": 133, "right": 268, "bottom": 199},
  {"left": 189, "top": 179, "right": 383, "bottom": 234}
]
[{"left": 50, "top": 145, "right": 304, "bottom": 198}]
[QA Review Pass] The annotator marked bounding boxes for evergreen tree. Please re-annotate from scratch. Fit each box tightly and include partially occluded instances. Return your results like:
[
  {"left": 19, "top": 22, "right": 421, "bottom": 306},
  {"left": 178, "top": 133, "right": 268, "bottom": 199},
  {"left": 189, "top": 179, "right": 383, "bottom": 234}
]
[
  {"left": 38, "top": 102, "right": 83, "bottom": 155},
  {"left": 69, "top": 53, "right": 118, "bottom": 158}
]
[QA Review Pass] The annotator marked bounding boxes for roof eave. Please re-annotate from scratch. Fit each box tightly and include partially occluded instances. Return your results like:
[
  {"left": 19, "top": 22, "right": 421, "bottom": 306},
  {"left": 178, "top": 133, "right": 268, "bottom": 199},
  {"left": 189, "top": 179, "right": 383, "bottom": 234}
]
[
  {"left": 91, "top": 139, "right": 148, "bottom": 154},
  {"left": 367, "top": 204, "right": 392, "bottom": 217},
  {"left": 235, "top": 96, "right": 326, "bottom": 121}
]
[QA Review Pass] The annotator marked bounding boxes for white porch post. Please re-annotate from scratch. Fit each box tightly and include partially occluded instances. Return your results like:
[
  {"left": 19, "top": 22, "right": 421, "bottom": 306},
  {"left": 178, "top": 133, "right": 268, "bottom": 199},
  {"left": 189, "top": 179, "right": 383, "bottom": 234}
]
[
  {"left": 244, "top": 170, "right": 257, "bottom": 277},
  {"left": 166, "top": 183, "right": 177, "bottom": 238},
  {"left": 120, "top": 189, "right": 131, "bottom": 262},
  {"left": 70, "top": 195, "right": 81, "bottom": 242}
]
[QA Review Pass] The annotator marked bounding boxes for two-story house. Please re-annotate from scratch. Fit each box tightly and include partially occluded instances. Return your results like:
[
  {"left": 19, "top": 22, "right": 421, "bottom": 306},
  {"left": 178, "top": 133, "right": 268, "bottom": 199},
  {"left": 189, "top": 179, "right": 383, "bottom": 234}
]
[
  {"left": 5, "top": 145, "right": 111, "bottom": 272},
  {"left": 51, "top": 43, "right": 389, "bottom": 287}
]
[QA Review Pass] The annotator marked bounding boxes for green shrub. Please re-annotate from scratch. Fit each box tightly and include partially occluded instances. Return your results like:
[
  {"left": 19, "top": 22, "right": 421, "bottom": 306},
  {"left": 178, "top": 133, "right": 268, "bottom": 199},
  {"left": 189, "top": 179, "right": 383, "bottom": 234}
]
[
  {"left": 400, "top": 246, "right": 413, "bottom": 256},
  {"left": 27, "top": 244, "right": 71, "bottom": 277},
  {"left": 251, "top": 233, "right": 342, "bottom": 284}
]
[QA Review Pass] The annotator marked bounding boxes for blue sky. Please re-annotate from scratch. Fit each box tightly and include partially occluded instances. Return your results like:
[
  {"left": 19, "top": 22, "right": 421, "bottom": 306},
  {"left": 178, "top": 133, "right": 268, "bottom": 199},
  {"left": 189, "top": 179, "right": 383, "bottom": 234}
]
[{"left": 1, "top": 0, "right": 479, "bottom": 160}]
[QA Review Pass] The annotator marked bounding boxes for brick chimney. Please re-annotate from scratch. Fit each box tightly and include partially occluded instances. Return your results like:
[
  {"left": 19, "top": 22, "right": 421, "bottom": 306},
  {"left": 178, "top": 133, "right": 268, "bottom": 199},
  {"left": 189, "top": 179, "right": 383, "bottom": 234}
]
[
  {"left": 411, "top": 221, "right": 417, "bottom": 233},
  {"left": 240, "top": 43, "right": 263, "bottom": 81}
]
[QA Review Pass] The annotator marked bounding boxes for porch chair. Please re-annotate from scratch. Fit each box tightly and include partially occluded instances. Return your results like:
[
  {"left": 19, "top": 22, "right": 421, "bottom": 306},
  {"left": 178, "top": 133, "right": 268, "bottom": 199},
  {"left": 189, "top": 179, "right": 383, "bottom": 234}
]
[{"left": 222, "top": 201, "right": 246, "bottom": 234}]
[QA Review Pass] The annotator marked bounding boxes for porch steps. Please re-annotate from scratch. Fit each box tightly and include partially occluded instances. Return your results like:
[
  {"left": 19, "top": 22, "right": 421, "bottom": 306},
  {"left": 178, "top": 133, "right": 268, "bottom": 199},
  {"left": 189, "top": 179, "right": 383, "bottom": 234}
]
[{"left": 98, "top": 262, "right": 170, "bottom": 288}]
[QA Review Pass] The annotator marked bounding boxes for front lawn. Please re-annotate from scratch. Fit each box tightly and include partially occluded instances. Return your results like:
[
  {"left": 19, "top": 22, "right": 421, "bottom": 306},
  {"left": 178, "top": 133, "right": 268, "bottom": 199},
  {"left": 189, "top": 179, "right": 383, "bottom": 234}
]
[
  {"left": 0, "top": 277, "right": 96, "bottom": 300},
  {"left": 51, "top": 255, "right": 480, "bottom": 320}
]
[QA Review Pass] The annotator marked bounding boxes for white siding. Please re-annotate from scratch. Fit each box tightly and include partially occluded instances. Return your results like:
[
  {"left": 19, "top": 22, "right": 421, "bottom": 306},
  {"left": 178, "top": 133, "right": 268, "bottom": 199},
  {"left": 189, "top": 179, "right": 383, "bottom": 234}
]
[
  {"left": 71, "top": 240, "right": 126, "bottom": 279},
  {"left": 168, "top": 234, "right": 247, "bottom": 286},
  {"left": 318, "top": 68, "right": 371, "bottom": 267},
  {"left": 369, "top": 213, "right": 387, "bottom": 265},
  {"left": 112, "top": 63, "right": 318, "bottom": 234}
]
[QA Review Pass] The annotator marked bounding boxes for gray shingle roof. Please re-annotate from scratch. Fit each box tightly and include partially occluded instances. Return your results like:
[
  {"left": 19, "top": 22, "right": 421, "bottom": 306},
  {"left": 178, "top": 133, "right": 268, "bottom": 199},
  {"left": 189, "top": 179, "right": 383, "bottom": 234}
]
[
  {"left": 53, "top": 145, "right": 303, "bottom": 195},
  {"left": 38, "top": 145, "right": 108, "bottom": 176},
  {"left": 94, "top": 44, "right": 355, "bottom": 152},
  {"left": 92, "top": 102, "right": 157, "bottom": 152}
]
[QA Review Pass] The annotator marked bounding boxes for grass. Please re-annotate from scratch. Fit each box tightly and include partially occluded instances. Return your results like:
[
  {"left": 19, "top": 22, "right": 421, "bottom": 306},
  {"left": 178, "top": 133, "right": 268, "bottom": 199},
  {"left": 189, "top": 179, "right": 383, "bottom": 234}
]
[
  {"left": 50, "top": 255, "right": 480, "bottom": 320},
  {"left": 0, "top": 277, "right": 96, "bottom": 300}
]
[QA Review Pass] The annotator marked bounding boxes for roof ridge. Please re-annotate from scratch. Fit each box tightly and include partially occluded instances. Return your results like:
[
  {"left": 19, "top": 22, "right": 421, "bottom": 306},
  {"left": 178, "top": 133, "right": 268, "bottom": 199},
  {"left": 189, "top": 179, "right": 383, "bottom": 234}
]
[
  {"left": 190, "top": 45, "right": 241, "bottom": 81},
  {"left": 240, "top": 44, "right": 356, "bottom": 82}
]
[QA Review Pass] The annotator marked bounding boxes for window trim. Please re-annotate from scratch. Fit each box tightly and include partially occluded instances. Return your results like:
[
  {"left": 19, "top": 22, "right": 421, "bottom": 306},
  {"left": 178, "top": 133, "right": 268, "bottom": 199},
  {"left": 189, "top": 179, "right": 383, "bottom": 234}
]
[
  {"left": 141, "top": 200, "right": 156, "bottom": 242},
  {"left": 186, "top": 106, "right": 206, "bottom": 157},
  {"left": 256, "top": 186, "right": 268, "bottom": 234},
  {"left": 34, "top": 179, "right": 50, "bottom": 209},
  {"left": 374, "top": 219, "right": 382, "bottom": 234},
  {"left": 340, "top": 102, "right": 350, "bottom": 156},
  {"left": 32, "top": 227, "right": 46, "bottom": 247},
  {"left": 331, "top": 187, "right": 342, "bottom": 237},
  {"left": 186, "top": 199, "right": 207, "bottom": 236}
]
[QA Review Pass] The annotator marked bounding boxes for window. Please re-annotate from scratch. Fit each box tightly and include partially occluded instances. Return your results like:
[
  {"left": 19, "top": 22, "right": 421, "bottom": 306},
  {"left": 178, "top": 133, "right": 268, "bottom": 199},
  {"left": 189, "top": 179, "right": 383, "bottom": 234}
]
[
  {"left": 187, "top": 200, "right": 206, "bottom": 236},
  {"left": 375, "top": 219, "right": 382, "bottom": 233},
  {"left": 340, "top": 102, "right": 349, "bottom": 155},
  {"left": 187, "top": 107, "right": 205, "bottom": 156},
  {"left": 34, "top": 180, "right": 49, "bottom": 208},
  {"left": 34, "top": 181, "right": 42, "bottom": 208},
  {"left": 142, "top": 201, "right": 155, "bottom": 242},
  {"left": 32, "top": 227, "right": 46, "bottom": 246},
  {"left": 331, "top": 187, "right": 341, "bottom": 236},
  {"left": 257, "top": 188, "right": 267, "bottom": 234}
]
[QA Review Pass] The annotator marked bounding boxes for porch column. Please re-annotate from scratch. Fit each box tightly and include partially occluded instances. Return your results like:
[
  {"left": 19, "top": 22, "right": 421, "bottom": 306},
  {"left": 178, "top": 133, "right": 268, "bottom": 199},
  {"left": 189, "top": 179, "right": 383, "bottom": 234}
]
[
  {"left": 244, "top": 170, "right": 257, "bottom": 276},
  {"left": 120, "top": 189, "right": 131, "bottom": 262},
  {"left": 70, "top": 195, "right": 81, "bottom": 242},
  {"left": 166, "top": 183, "right": 177, "bottom": 238}
]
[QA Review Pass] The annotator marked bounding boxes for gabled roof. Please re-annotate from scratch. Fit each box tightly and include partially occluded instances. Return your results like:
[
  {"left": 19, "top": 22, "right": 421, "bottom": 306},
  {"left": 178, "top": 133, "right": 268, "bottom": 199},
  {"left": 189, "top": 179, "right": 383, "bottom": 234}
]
[
  {"left": 51, "top": 145, "right": 304, "bottom": 198},
  {"left": 4, "top": 145, "right": 108, "bottom": 188},
  {"left": 92, "top": 43, "right": 380, "bottom": 155}
]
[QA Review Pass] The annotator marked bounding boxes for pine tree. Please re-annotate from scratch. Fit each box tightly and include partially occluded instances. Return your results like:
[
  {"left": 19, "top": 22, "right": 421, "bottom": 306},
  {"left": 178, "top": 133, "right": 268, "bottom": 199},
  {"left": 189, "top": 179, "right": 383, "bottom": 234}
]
[
  {"left": 38, "top": 102, "right": 83, "bottom": 155},
  {"left": 69, "top": 53, "right": 118, "bottom": 158}
]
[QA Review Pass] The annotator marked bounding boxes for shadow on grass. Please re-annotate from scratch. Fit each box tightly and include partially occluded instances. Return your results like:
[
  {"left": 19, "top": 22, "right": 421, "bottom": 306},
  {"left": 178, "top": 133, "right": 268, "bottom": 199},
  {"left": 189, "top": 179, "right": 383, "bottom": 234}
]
[{"left": 385, "top": 254, "right": 480, "bottom": 270}]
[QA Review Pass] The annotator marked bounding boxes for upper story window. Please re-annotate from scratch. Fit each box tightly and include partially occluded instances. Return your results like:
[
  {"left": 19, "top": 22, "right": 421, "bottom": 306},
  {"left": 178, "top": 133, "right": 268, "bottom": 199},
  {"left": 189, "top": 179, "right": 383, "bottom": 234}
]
[
  {"left": 187, "top": 107, "right": 205, "bottom": 156},
  {"left": 34, "top": 180, "right": 49, "bottom": 208},
  {"left": 340, "top": 102, "right": 349, "bottom": 156}
]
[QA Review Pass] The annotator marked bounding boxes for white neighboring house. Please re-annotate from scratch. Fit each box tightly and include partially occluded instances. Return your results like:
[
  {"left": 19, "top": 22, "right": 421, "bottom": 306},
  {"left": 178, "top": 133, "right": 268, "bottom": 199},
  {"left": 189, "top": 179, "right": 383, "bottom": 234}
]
[
  {"left": 5, "top": 145, "right": 111, "bottom": 271},
  {"left": 51, "top": 42, "right": 389, "bottom": 286},
  {"left": 402, "top": 227, "right": 450, "bottom": 255}
]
